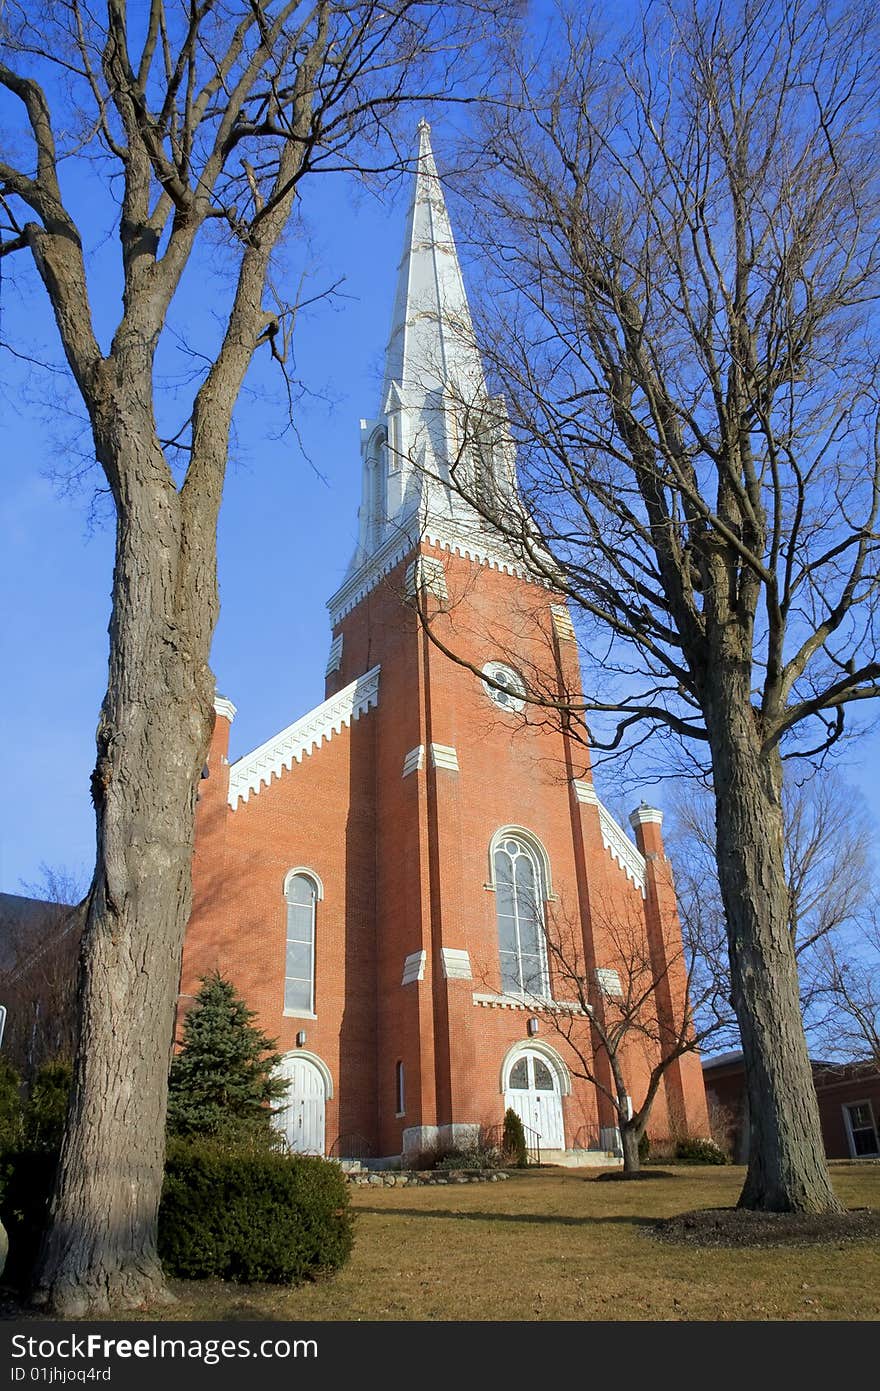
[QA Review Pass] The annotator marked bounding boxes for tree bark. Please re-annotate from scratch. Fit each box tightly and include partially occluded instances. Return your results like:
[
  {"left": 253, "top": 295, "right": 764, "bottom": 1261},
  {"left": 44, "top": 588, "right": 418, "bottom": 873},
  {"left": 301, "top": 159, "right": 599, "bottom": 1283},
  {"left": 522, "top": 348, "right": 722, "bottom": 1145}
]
[
  {"left": 620, "top": 1122, "right": 642, "bottom": 1175},
  {"left": 706, "top": 667, "right": 842, "bottom": 1213},
  {"left": 33, "top": 401, "right": 218, "bottom": 1314}
]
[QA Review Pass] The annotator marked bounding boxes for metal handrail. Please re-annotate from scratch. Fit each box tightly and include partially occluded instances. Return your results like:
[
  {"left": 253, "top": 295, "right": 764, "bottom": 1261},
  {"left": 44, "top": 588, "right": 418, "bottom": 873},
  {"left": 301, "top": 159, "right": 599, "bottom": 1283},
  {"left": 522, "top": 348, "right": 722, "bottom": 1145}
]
[{"left": 485, "top": 1120, "right": 542, "bottom": 1166}]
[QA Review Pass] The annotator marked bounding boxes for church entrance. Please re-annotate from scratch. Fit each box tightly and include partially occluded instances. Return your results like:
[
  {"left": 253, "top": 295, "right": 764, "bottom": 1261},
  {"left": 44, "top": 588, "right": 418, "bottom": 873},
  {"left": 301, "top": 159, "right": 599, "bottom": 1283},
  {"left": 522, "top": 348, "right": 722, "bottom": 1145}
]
[
  {"left": 503, "top": 1049, "right": 565, "bottom": 1150},
  {"left": 274, "top": 1053, "right": 326, "bottom": 1155}
]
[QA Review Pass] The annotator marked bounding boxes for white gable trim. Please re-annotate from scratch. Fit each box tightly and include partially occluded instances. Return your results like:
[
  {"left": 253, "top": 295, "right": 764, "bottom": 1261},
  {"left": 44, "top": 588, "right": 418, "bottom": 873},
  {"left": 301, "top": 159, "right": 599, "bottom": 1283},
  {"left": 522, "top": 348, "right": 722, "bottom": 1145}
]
[
  {"left": 227, "top": 666, "right": 380, "bottom": 809},
  {"left": 572, "top": 780, "right": 646, "bottom": 896}
]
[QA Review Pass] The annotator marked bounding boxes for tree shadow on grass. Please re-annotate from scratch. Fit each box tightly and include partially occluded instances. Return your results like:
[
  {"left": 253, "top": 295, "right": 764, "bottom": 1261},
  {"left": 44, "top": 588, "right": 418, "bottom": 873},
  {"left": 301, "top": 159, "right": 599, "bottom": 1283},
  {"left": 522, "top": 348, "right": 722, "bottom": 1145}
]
[{"left": 355, "top": 1208, "right": 657, "bottom": 1228}]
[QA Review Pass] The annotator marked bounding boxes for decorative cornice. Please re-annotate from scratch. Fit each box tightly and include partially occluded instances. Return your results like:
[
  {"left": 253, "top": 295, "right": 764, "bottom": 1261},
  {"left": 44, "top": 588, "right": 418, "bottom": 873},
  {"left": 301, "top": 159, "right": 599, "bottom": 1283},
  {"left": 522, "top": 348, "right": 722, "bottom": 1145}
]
[
  {"left": 402, "top": 950, "right": 427, "bottom": 986},
  {"left": 327, "top": 524, "right": 419, "bottom": 627},
  {"left": 213, "top": 696, "right": 237, "bottom": 723},
  {"left": 598, "top": 806, "right": 646, "bottom": 896},
  {"left": 326, "top": 510, "right": 556, "bottom": 628},
  {"left": 402, "top": 745, "right": 425, "bottom": 777},
  {"left": 440, "top": 948, "right": 472, "bottom": 981},
  {"left": 630, "top": 803, "right": 663, "bottom": 828},
  {"left": 423, "top": 515, "right": 554, "bottom": 588},
  {"left": 227, "top": 666, "right": 380, "bottom": 809},
  {"left": 572, "top": 779, "right": 646, "bottom": 895},
  {"left": 430, "top": 743, "right": 459, "bottom": 771}
]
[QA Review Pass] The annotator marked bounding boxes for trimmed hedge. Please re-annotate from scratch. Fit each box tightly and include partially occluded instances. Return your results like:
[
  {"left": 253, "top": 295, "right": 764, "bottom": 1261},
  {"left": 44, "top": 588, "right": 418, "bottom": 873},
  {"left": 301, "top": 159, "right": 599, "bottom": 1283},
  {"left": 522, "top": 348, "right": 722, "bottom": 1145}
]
[{"left": 159, "top": 1140, "right": 354, "bottom": 1284}]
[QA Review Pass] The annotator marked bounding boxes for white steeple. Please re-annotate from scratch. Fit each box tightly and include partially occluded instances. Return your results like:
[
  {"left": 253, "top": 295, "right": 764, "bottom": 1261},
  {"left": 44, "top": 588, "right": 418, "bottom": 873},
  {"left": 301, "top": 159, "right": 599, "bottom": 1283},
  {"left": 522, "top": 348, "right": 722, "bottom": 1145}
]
[
  {"left": 381, "top": 119, "right": 486, "bottom": 411},
  {"left": 347, "top": 122, "right": 515, "bottom": 577}
]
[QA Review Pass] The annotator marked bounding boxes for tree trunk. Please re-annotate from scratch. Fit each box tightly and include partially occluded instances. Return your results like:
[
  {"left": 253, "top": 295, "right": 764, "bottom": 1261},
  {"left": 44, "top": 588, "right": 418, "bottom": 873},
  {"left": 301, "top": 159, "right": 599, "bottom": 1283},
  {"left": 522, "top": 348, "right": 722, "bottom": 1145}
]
[
  {"left": 33, "top": 417, "right": 218, "bottom": 1314},
  {"left": 620, "top": 1122, "right": 642, "bottom": 1174},
  {"left": 706, "top": 679, "right": 842, "bottom": 1213}
]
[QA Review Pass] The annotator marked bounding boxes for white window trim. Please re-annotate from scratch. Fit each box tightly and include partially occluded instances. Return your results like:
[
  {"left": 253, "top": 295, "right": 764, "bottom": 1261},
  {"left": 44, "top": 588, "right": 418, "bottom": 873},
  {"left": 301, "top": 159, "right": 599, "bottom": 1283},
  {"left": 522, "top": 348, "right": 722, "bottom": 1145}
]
[
  {"left": 283, "top": 868, "right": 322, "bottom": 1017},
  {"left": 842, "top": 1099, "right": 880, "bottom": 1158},
  {"left": 490, "top": 830, "right": 552, "bottom": 1001},
  {"left": 486, "top": 825, "right": 555, "bottom": 900},
  {"left": 499, "top": 1040, "right": 572, "bottom": 1096}
]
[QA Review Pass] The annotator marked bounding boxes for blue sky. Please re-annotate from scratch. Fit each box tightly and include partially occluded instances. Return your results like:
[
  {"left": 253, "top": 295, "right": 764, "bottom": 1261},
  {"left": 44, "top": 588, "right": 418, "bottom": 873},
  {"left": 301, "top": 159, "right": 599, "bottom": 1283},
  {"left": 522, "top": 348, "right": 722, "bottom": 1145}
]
[
  {"left": 2, "top": 114, "right": 879, "bottom": 897},
  {"left": 0, "top": 140, "right": 410, "bottom": 893}
]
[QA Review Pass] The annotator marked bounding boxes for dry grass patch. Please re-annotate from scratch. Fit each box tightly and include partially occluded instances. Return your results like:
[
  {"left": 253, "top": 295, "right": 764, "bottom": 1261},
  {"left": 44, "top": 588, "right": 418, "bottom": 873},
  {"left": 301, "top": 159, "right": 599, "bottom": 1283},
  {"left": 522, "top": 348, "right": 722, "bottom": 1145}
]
[{"left": 16, "top": 1163, "right": 878, "bottom": 1322}]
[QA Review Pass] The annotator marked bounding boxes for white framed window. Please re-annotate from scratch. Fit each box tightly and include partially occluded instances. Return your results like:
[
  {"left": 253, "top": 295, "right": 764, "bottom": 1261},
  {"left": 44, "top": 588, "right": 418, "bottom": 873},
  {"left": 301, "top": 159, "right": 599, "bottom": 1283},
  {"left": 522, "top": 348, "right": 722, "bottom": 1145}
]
[
  {"left": 842, "top": 1100, "right": 880, "bottom": 1158},
  {"left": 492, "top": 834, "right": 550, "bottom": 999},
  {"left": 395, "top": 1061, "right": 405, "bottom": 1117},
  {"left": 283, "top": 869, "right": 322, "bottom": 1016},
  {"left": 481, "top": 661, "right": 526, "bottom": 713}
]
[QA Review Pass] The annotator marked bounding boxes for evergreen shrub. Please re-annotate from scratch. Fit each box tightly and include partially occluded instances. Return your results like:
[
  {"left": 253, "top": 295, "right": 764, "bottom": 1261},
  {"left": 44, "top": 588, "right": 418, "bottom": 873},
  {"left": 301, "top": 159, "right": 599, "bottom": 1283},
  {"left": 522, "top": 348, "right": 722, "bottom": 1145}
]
[
  {"left": 167, "top": 972, "right": 286, "bottom": 1146},
  {"left": 502, "top": 1108, "right": 528, "bottom": 1168},
  {"left": 159, "top": 1139, "right": 354, "bottom": 1284},
  {"left": 674, "top": 1136, "right": 728, "bottom": 1165},
  {"left": 24, "top": 1060, "right": 72, "bottom": 1152}
]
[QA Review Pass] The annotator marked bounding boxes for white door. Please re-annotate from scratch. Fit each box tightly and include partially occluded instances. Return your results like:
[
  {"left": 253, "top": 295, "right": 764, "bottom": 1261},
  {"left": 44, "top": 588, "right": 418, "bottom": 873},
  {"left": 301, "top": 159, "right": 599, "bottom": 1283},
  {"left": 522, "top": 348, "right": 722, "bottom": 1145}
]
[
  {"left": 275, "top": 1055, "right": 326, "bottom": 1155},
  {"left": 504, "top": 1052, "right": 565, "bottom": 1149}
]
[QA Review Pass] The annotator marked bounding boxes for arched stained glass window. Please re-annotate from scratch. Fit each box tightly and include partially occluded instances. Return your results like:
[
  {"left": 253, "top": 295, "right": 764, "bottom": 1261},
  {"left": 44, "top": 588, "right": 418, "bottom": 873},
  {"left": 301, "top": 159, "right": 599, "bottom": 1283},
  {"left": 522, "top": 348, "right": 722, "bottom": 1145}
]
[
  {"left": 285, "top": 873, "right": 317, "bottom": 1014},
  {"left": 494, "top": 836, "right": 549, "bottom": 998}
]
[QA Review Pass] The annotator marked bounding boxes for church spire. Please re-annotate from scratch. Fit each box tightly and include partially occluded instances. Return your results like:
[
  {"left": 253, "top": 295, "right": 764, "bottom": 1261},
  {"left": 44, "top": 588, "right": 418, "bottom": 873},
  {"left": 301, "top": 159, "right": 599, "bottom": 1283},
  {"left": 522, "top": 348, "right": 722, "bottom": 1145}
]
[
  {"left": 381, "top": 119, "right": 485, "bottom": 408},
  {"left": 347, "top": 122, "right": 512, "bottom": 579}
]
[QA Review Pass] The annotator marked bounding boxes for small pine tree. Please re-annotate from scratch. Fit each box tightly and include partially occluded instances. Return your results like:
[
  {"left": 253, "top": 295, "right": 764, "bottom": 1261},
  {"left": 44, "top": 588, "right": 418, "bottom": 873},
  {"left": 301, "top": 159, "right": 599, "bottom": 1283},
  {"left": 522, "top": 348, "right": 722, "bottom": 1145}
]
[
  {"left": 167, "top": 972, "right": 286, "bottom": 1145},
  {"left": 502, "top": 1107, "right": 528, "bottom": 1168}
]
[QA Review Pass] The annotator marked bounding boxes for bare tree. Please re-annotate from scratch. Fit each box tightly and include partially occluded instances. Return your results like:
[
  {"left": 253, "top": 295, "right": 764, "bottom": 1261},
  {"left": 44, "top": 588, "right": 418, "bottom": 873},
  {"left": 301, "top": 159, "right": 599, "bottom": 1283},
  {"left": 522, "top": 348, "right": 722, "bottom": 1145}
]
[
  {"left": 538, "top": 890, "right": 724, "bottom": 1174},
  {"left": 809, "top": 916, "right": 880, "bottom": 1067},
  {"left": 419, "top": 0, "right": 880, "bottom": 1211},
  {"left": 0, "top": 864, "right": 88, "bottom": 1076},
  {"left": 0, "top": 0, "right": 510, "bottom": 1313},
  {"left": 668, "top": 770, "right": 877, "bottom": 1048}
]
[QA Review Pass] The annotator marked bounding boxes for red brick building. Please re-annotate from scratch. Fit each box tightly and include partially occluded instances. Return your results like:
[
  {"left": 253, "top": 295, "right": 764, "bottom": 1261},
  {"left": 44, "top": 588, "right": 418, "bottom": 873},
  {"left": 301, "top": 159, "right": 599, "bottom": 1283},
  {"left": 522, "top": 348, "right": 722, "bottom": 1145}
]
[
  {"left": 181, "top": 124, "right": 710, "bottom": 1165},
  {"left": 703, "top": 1051, "right": 880, "bottom": 1162}
]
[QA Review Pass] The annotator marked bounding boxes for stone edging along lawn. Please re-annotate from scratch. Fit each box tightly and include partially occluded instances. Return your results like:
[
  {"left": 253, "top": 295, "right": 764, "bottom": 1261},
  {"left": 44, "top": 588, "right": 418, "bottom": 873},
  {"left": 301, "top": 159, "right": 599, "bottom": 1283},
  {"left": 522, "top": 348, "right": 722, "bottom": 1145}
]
[{"left": 346, "top": 1169, "right": 511, "bottom": 1186}]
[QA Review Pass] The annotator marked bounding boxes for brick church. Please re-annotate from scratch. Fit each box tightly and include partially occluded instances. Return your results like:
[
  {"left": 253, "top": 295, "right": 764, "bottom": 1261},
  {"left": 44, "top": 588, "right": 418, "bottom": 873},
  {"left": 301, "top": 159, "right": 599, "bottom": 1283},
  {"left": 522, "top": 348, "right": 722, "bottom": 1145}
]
[{"left": 181, "top": 123, "right": 710, "bottom": 1164}]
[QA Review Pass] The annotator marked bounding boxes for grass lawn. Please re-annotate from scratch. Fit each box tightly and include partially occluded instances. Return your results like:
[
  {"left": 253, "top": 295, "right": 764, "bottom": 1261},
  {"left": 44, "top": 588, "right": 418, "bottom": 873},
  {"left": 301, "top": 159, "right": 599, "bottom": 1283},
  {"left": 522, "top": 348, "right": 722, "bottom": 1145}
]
[{"left": 144, "top": 1162, "right": 880, "bottom": 1322}]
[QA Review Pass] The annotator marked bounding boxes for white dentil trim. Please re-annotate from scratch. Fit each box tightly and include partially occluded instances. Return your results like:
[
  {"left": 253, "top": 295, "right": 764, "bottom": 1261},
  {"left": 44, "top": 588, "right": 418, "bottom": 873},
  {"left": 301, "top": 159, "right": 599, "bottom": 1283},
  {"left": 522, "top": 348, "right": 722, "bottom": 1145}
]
[
  {"left": 213, "top": 696, "right": 237, "bottom": 723},
  {"left": 571, "top": 780, "right": 646, "bottom": 896},
  {"left": 227, "top": 666, "right": 380, "bottom": 808}
]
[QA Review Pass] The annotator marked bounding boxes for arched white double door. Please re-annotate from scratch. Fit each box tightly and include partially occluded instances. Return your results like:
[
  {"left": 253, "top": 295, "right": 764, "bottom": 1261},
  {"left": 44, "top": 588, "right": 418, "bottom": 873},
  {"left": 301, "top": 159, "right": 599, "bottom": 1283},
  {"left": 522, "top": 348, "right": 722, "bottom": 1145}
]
[
  {"left": 274, "top": 1053, "right": 326, "bottom": 1155},
  {"left": 503, "top": 1049, "right": 565, "bottom": 1150}
]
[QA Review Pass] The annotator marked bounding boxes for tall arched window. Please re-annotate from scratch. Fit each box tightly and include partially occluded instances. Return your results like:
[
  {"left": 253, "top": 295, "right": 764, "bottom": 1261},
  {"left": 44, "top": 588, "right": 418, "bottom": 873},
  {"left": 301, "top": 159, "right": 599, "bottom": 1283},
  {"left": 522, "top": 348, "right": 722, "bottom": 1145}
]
[
  {"left": 493, "top": 835, "right": 550, "bottom": 998},
  {"left": 284, "top": 871, "right": 321, "bottom": 1015}
]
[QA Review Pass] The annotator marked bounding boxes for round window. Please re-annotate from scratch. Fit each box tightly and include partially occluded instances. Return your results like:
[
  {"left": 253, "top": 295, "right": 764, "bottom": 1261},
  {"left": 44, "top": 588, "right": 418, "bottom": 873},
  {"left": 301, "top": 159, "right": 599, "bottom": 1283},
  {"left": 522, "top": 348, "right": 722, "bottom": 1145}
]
[{"left": 481, "top": 662, "right": 526, "bottom": 713}]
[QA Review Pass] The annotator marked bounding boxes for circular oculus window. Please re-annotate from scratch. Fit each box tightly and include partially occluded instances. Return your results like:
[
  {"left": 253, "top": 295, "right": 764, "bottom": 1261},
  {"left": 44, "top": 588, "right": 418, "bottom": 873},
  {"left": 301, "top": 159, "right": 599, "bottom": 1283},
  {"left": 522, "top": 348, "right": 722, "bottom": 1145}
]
[{"left": 481, "top": 662, "right": 526, "bottom": 713}]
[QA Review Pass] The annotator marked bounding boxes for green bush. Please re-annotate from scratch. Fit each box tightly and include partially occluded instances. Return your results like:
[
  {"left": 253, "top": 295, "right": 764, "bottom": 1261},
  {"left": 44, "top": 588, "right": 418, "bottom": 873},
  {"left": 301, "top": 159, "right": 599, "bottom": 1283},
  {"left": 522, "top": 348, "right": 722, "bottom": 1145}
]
[
  {"left": 0, "top": 1147, "right": 58, "bottom": 1289},
  {"left": 0, "top": 1060, "right": 23, "bottom": 1150},
  {"left": 502, "top": 1108, "right": 528, "bottom": 1168},
  {"left": 638, "top": 1132, "right": 650, "bottom": 1163},
  {"left": 24, "top": 1060, "right": 72, "bottom": 1152},
  {"left": 674, "top": 1136, "right": 728, "bottom": 1165},
  {"left": 159, "top": 1139, "right": 354, "bottom": 1284}
]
